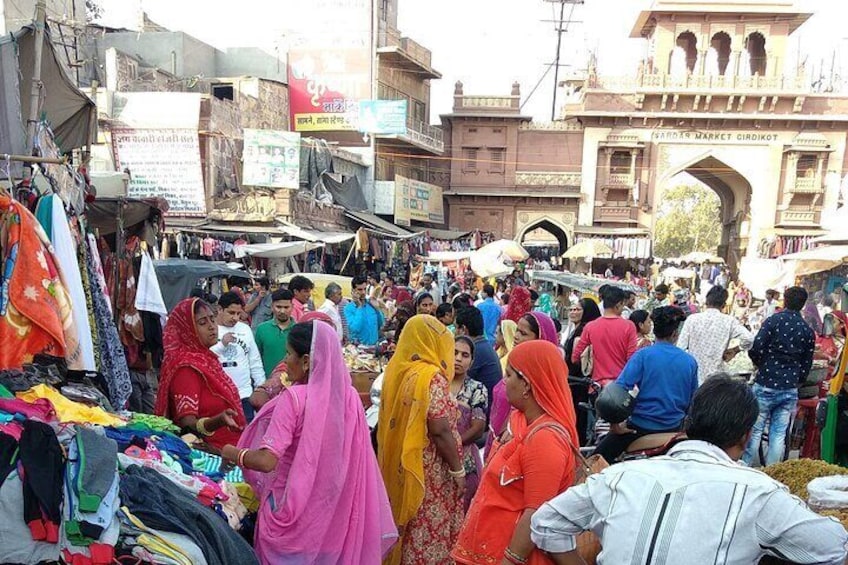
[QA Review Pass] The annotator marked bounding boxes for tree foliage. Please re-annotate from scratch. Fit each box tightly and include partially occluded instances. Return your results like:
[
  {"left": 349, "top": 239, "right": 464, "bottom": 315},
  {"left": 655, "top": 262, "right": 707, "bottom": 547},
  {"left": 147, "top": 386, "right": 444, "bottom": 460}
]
[{"left": 654, "top": 183, "right": 722, "bottom": 258}]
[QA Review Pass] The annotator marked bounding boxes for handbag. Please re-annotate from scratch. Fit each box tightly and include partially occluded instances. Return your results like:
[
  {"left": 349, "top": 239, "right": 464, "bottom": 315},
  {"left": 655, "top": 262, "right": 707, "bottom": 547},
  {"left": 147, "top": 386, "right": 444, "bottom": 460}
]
[
  {"left": 580, "top": 339, "right": 594, "bottom": 377},
  {"left": 526, "top": 421, "right": 608, "bottom": 565}
]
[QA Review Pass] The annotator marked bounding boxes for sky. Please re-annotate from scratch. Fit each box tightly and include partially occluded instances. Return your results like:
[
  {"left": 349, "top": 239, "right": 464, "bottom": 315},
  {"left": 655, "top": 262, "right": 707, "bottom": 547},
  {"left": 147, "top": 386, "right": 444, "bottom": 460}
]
[{"left": 97, "top": 0, "right": 848, "bottom": 122}]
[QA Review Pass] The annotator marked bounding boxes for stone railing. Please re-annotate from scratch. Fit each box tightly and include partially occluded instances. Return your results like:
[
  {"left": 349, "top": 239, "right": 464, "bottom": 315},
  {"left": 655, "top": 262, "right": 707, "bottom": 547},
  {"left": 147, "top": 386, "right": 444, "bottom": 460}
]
[
  {"left": 596, "top": 205, "right": 637, "bottom": 222},
  {"left": 519, "top": 121, "right": 583, "bottom": 131},
  {"left": 399, "top": 37, "right": 432, "bottom": 69},
  {"left": 607, "top": 173, "right": 634, "bottom": 187},
  {"left": 779, "top": 209, "right": 817, "bottom": 224},
  {"left": 792, "top": 177, "right": 821, "bottom": 193},
  {"left": 455, "top": 95, "right": 519, "bottom": 111},
  {"left": 588, "top": 73, "right": 809, "bottom": 94},
  {"left": 515, "top": 171, "right": 582, "bottom": 187}
]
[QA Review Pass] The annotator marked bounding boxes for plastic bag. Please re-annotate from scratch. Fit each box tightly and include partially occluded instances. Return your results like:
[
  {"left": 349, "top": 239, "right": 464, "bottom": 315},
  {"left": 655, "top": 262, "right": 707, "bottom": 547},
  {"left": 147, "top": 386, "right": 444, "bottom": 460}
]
[{"left": 807, "top": 475, "right": 848, "bottom": 510}]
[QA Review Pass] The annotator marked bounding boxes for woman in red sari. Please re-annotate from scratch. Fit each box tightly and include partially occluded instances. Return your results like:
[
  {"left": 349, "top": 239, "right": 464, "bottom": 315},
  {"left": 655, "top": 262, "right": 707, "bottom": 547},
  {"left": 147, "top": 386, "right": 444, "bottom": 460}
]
[
  {"left": 453, "top": 340, "right": 578, "bottom": 565},
  {"left": 155, "top": 298, "right": 245, "bottom": 450}
]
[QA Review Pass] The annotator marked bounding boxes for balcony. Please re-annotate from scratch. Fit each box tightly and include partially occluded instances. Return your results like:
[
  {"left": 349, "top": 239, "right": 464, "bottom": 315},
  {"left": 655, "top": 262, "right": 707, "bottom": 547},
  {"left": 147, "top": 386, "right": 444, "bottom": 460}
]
[
  {"left": 792, "top": 177, "right": 822, "bottom": 194},
  {"left": 385, "top": 114, "right": 444, "bottom": 154},
  {"left": 377, "top": 34, "right": 440, "bottom": 79},
  {"left": 605, "top": 172, "right": 634, "bottom": 187},
  {"left": 596, "top": 205, "right": 638, "bottom": 224},
  {"left": 778, "top": 209, "right": 818, "bottom": 226},
  {"left": 587, "top": 73, "right": 809, "bottom": 95}
]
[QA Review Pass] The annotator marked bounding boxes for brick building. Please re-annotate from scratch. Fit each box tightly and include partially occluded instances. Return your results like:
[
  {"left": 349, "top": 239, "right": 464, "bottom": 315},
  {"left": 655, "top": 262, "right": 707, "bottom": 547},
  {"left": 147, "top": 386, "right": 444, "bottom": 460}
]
[{"left": 441, "top": 0, "right": 848, "bottom": 271}]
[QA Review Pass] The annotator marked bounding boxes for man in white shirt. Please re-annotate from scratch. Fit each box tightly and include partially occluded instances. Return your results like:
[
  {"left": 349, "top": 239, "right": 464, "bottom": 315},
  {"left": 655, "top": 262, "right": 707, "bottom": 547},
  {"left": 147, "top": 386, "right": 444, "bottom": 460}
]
[
  {"left": 317, "top": 282, "right": 345, "bottom": 342},
  {"left": 211, "top": 291, "right": 265, "bottom": 422},
  {"left": 530, "top": 375, "right": 848, "bottom": 565},
  {"left": 677, "top": 285, "right": 753, "bottom": 383}
]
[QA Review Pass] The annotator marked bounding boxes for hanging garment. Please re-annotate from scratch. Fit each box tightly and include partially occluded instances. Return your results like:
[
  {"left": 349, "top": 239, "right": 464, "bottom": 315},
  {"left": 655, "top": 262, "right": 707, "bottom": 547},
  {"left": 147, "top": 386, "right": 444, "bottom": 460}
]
[
  {"left": 135, "top": 252, "right": 167, "bottom": 317},
  {"left": 0, "top": 195, "right": 72, "bottom": 369},
  {"left": 36, "top": 195, "right": 96, "bottom": 371},
  {"left": 85, "top": 248, "right": 132, "bottom": 411}
]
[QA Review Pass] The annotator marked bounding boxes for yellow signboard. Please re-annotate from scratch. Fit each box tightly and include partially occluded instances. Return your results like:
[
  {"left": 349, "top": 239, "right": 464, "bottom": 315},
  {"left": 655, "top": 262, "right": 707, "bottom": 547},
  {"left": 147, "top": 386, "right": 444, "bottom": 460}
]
[{"left": 394, "top": 175, "right": 444, "bottom": 226}]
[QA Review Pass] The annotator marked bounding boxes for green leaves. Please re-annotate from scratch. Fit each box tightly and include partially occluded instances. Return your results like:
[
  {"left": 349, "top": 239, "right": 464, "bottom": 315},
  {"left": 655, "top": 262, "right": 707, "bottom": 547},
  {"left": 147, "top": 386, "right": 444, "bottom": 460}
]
[{"left": 654, "top": 184, "right": 722, "bottom": 259}]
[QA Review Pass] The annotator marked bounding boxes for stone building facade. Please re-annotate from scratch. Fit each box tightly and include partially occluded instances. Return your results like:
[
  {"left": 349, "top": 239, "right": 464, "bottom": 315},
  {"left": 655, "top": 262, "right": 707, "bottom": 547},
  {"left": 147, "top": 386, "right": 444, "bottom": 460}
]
[{"left": 441, "top": 0, "right": 848, "bottom": 270}]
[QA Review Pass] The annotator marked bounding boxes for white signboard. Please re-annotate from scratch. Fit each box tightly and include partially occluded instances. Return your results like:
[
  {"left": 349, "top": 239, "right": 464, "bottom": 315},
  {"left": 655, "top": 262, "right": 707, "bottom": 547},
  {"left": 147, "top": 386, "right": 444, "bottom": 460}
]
[
  {"left": 112, "top": 128, "right": 206, "bottom": 216},
  {"left": 374, "top": 180, "right": 395, "bottom": 215},
  {"left": 242, "top": 129, "right": 301, "bottom": 189}
]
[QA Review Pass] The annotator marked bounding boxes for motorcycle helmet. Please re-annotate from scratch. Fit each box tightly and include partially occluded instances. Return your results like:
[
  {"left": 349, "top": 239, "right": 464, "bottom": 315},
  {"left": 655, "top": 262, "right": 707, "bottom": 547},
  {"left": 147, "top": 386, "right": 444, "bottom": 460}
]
[{"left": 595, "top": 382, "right": 635, "bottom": 424}]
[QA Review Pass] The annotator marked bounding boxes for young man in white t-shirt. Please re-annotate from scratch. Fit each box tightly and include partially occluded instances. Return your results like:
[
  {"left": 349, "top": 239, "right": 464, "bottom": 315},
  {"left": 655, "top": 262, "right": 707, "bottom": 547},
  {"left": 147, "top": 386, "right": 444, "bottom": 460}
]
[{"left": 210, "top": 291, "right": 265, "bottom": 422}]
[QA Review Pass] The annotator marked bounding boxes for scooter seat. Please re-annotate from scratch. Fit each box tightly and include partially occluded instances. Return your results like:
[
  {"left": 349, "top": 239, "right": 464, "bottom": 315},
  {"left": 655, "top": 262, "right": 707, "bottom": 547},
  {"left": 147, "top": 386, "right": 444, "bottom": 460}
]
[{"left": 625, "top": 432, "right": 687, "bottom": 454}]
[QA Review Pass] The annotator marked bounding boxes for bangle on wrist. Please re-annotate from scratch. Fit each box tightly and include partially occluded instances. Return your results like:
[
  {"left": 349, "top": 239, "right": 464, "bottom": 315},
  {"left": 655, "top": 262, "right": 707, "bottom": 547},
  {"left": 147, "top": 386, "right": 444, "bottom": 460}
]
[
  {"left": 504, "top": 548, "right": 528, "bottom": 565},
  {"left": 448, "top": 467, "right": 465, "bottom": 478},
  {"left": 237, "top": 448, "right": 248, "bottom": 468},
  {"left": 196, "top": 417, "right": 213, "bottom": 437}
]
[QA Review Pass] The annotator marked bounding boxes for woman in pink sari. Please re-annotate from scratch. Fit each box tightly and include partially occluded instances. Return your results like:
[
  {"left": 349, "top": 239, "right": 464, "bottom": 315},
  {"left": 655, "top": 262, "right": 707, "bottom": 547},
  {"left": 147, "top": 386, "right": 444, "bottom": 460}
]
[{"left": 222, "top": 321, "right": 397, "bottom": 564}]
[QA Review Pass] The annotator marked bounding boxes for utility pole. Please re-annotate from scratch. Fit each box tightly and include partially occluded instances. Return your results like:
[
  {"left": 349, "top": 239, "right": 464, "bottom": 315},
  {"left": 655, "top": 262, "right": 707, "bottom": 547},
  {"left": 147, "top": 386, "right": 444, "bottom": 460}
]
[
  {"left": 546, "top": 0, "right": 583, "bottom": 121},
  {"left": 24, "top": 0, "right": 47, "bottom": 180}
]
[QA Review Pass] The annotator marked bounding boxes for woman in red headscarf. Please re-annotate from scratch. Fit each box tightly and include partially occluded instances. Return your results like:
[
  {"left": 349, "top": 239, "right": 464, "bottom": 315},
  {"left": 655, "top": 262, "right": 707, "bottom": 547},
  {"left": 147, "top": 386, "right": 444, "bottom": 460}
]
[
  {"left": 154, "top": 298, "right": 245, "bottom": 450},
  {"left": 503, "top": 286, "right": 533, "bottom": 324},
  {"left": 453, "top": 340, "right": 578, "bottom": 565}
]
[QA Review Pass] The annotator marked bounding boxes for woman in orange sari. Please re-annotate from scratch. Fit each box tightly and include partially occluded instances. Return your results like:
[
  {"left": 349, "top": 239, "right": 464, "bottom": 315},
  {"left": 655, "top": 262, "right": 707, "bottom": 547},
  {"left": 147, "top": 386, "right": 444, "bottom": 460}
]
[{"left": 453, "top": 340, "right": 578, "bottom": 565}]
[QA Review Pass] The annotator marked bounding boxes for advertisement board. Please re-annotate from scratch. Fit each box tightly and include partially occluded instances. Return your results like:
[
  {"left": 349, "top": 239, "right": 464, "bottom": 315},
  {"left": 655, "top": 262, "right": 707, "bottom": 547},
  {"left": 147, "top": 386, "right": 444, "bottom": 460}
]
[
  {"left": 374, "top": 180, "right": 395, "bottom": 215},
  {"left": 242, "top": 129, "right": 301, "bottom": 189},
  {"left": 359, "top": 100, "right": 408, "bottom": 134},
  {"left": 287, "top": 0, "right": 372, "bottom": 132},
  {"left": 394, "top": 175, "right": 444, "bottom": 226},
  {"left": 112, "top": 128, "right": 206, "bottom": 216}
]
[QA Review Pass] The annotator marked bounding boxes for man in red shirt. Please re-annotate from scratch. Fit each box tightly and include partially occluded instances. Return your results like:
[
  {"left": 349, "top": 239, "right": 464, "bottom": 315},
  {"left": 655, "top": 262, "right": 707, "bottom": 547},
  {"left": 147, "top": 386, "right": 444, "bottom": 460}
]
[{"left": 572, "top": 286, "right": 637, "bottom": 387}]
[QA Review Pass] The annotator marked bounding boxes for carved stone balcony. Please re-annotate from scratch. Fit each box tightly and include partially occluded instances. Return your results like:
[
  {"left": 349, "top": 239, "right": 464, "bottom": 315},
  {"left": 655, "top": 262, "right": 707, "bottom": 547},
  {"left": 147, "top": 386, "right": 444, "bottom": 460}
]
[
  {"left": 596, "top": 205, "right": 638, "bottom": 223},
  {"left": 791, "top": 177, "right": 822, "bottom": 194},
  {"left": 777, "top": 209, "right": 817, "bottom": 226}
]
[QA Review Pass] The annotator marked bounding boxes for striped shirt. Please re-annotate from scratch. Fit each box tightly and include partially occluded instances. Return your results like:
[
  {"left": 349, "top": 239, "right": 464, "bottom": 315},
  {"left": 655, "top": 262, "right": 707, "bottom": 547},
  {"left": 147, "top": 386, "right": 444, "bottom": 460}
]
[{"left": 531, "top": 440, "right": 848, "bottom": 564}]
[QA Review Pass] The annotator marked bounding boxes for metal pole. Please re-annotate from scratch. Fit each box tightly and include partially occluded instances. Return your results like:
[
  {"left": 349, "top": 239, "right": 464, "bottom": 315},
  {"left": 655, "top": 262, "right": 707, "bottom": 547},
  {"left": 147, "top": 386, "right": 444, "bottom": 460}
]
[
  {"left": 551, "top": 0, "right": 566, "bottom": 121},
  {"left": 24, "top": 0, "right": 47, "bottom": 179}
]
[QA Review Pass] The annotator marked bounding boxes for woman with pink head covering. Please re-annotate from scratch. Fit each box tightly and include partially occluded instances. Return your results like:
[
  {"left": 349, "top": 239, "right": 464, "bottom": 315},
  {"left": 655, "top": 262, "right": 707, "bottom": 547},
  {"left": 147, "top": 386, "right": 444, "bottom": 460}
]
[{"left": 223, "top": 321, "right": 397, "bottom": 564}]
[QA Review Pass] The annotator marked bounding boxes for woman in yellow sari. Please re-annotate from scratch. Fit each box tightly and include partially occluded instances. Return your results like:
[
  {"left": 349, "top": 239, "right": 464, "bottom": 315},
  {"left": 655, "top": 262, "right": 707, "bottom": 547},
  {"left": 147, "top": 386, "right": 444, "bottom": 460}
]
[{"left": 378, "top": 315, "right": 464, "bottom": 565}]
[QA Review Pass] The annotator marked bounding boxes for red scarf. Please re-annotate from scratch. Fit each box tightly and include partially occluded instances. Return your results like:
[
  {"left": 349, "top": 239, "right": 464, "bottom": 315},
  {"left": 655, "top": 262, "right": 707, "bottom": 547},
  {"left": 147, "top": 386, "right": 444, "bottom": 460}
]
[
  {"left": 154, "top": 298, "right": 245, "bottom": 427},
  {"left": 503, "top": 286, "right": 532, "bottom": 323}
]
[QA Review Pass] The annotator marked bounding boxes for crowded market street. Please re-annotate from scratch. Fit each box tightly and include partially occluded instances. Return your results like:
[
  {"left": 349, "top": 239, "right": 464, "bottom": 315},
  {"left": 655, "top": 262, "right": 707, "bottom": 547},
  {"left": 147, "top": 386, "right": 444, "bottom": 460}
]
[{"left": 0, "top": 0, "right": 848, "bottom": 563}]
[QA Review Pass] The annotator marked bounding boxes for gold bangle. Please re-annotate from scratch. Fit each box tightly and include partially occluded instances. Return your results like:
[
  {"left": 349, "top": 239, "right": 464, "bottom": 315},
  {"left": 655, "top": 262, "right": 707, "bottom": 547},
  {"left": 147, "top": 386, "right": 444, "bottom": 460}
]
[
  {"left": 237, "top": 449, "right": 248, "bottom": 467},
  {"left": 448, "top": 467, "right": 465, "bottom": 478},
  {"left": 196, "top": 417, "right": 212, "bottom": 437}
]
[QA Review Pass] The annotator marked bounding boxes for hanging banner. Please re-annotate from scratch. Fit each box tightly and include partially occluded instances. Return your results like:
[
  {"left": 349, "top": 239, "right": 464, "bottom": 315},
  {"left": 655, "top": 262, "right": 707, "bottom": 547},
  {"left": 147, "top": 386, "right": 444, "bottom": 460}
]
[
  {"left": 359, "top": 100, "right": 407, "bottom": 134},
  {"left": 374, "top": 180, "right": 395, "bottom": 215},
  {"left": 287, "top": 0, "right": 372, "bottom": 132},
  {"left": 394, "top": 175, "right": 444, "bottom": 226},
  {"left": 242, "top": 129, "right": 301, "bottom": 189},
  {"left": 110, "top": 93, "right": 205, "bottom": 216},
  {"left": 112, "top": 128, "right": 206, "bottom": 216}
]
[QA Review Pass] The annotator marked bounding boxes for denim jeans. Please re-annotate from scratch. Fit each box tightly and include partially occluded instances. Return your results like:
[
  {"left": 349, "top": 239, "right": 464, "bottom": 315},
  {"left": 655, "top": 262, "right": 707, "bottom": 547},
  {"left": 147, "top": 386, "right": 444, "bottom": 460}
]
[{"left": 742, "top": 384, "right": 797, "bottom": 466}]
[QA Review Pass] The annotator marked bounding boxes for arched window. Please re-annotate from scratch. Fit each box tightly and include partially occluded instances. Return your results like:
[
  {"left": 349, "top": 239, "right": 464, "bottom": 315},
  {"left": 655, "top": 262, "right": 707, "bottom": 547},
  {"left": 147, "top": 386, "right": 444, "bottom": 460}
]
[
  {"left": 710, "top": 32, "right": 732, "bottom": 75},
  {"left": 677, "top": 31, "right": 698, "bottom": 72},
  {"left": 746, "top": 32, "right": 766, "bottom": 76}
]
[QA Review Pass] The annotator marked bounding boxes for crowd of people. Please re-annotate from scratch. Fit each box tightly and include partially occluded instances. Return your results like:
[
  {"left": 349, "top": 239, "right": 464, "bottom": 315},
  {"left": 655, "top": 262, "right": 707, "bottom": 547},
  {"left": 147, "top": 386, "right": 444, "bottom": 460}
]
[{"left": 147, "top": 267, "right": 848, "bottom": 564}]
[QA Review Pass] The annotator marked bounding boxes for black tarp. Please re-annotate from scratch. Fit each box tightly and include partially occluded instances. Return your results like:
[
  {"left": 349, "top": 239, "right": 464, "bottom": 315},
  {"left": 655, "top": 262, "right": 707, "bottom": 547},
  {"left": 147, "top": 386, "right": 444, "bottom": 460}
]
[
  {"left": 322, "top": 172, "right": 367, "bottom": 211},
  {"left": 153, "top": 259, "right": 251, "bottom": 312}
]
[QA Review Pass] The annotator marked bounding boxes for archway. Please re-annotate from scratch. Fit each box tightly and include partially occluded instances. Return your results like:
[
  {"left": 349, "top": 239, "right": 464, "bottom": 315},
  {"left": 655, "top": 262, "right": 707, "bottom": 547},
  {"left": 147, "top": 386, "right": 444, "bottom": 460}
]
[
  {"left": 669, "top": 31, "right": 698, "bottom": 75},
  {"left": 516, "top": 218, "right": 570, "bottom": 265},
  {"left": 655, "top": 154, "right": 752, "bottom": 272}
]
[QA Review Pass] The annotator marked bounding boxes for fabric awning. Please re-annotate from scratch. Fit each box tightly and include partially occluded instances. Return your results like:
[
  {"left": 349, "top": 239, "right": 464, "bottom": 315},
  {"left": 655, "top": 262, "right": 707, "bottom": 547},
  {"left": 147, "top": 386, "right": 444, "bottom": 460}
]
[
  {"left": 278, "top": 224, "right": 356, "bottom": 244},
  {"left": 234, "top": 241, "right": 323, "bottom": 259},
  {"left": 530, "top": 270, "right": 644, "bottom": 294},
  {"left": 345, "top": 211, "right": 412, "bottom": 237},
  {"left": 0, "top": 24, "right": 96, "bottom": 157},
  {"left": 426, "top": 228, "right": 472, "bottom": 240},
  {"left": 153, "top": 259, "right": 251, "bottom": 312},
  {"left": 780, "top": 245, "right": 848, "bottom": 276}
]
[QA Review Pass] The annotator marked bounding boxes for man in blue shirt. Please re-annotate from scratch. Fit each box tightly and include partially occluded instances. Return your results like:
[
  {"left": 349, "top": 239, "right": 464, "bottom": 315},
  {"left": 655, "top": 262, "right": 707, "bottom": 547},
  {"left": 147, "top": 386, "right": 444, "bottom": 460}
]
[
  {"left": 743, "top": 285, "right": 815, "bottom": 466},
  {"left": 455, "top": 306, "right": 502, "bottom": 418},
  {"left": 344, "top": 275, "right": 385, "bottom": 346},
  {"left": 476, "top": 284, "right": 501, "bottom": 345},
  {"left": 594, "top": 306, "right": 698, "bottom": 463}
]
